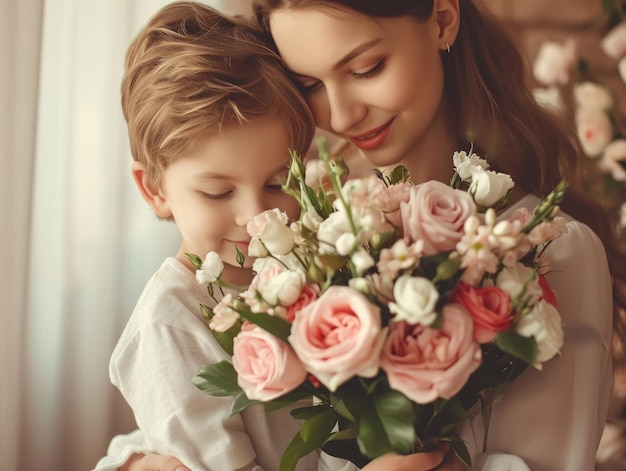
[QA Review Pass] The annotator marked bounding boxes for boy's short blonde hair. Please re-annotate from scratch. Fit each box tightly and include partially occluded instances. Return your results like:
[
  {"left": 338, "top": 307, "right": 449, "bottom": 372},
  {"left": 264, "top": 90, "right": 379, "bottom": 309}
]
[{"left": 121, "top": 1, "right": 315, "bottom": 188}]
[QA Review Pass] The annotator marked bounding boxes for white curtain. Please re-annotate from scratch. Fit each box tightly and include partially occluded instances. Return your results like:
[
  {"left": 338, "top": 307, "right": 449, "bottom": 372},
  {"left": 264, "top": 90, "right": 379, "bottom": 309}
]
[{"left": 1, "top": 1, "right": 251, "bottom": 471}]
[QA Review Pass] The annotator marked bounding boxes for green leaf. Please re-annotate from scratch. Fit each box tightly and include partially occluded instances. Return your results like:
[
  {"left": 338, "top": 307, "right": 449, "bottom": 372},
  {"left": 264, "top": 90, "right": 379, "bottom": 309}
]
[
  {"left": 279, "top": 409, "right": 337, "bottom": 471},
  {"left": 230, "top": 392, "right": 260, "bottom": 415},
  {"left": 387, "top": 165, "right": 412, "bottom": 185},
  {"left": 290, "top": 404, "right": 333, "bottom": 421},
  {"left": 448, "top": 436, "right": 472, "bottom": 467},
  {"left": 495, "top": 331, "right": 537, "bottom": 365},
  {"left": 373, "top": 391, "right": 416, "bottom": 455},
  {"left": 184, "top": 252, "right": 203, "bottom": 270},
  {"left": 264, "top": 389, "right": 317, "bottom": 412},
  {"left": 192, "top": 361, "right": 241, "bottom": 397},
  {"left": 236, "top": 306, "right": 292, "bottom": 341}
]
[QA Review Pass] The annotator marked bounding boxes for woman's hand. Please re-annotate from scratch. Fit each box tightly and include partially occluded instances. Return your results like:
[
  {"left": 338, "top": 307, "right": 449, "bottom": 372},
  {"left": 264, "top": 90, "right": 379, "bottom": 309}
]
[
  {"left": 121, "top": 453, "right": 190, "bottom": 471},
  {"left": 360, "top": 443, "right": 467, "bottom": 470}
]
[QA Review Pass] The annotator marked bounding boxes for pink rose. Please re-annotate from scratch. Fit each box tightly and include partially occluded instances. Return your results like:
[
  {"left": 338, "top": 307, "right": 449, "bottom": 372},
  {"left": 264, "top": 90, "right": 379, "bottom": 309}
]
[
  {"left": 233, "top": 322, "right": 307, "bottom": 401},
  {"left": 285, "top": 284, "right": 320, "bottom": 323},
  {"left": 451, "top": 282, "right": 513, "bottom": 343},
  {"left": 380, "top": 304, "right": 481, "bottom": 404},
  {"left": 400, "top": 180, "right": 477, "bottom": 255},
  {"left": 288, "top": 286, "right": 385, "bottom": 391}
]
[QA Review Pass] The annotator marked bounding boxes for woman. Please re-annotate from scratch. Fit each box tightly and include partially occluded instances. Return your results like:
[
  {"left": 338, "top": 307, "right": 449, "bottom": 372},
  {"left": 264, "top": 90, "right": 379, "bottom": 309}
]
[{"left": 103, "top": 0, "right": 626, "bottom": 469}]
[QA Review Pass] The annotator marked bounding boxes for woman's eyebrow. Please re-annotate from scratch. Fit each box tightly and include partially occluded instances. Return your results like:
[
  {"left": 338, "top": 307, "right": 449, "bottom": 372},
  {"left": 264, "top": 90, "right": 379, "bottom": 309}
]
[{"left": 332, "top": 38, "right": 382, "bottom": 70}]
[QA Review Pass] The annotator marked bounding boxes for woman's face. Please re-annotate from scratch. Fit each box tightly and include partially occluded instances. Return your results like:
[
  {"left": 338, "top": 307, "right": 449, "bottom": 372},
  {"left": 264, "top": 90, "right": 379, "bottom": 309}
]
[{"left": 269, "top": 5, "right": 453, "bottom": 178}]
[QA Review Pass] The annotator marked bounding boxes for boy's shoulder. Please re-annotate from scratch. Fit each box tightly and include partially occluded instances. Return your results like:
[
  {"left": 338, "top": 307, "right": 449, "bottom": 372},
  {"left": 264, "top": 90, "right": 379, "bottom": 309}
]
[{"left": 129, "top": 257, "right": 209, "bottom": 328}]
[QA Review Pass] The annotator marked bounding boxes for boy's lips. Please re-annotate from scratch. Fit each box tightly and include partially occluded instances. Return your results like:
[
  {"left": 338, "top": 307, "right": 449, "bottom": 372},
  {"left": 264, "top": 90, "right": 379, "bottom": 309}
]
[{"left": 347, "top": 118, "right": 394, "bottom": 151}]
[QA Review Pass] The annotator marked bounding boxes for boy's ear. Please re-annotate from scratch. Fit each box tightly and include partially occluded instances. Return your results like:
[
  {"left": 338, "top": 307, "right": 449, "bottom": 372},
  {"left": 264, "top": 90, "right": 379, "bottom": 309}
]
[
  {"left": 131, "top": 161, "right": 172, "bottom": 219},
  {"left": 434, "top": 0, "right": 460, "bottom": 50}
]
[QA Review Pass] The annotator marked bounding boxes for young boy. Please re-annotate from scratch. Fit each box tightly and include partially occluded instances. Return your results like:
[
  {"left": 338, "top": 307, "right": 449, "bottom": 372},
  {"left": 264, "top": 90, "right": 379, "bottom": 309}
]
[
  {"left": 93, "top": 2, "right": 316, "bottom": 470},
  {"left": 94, "top": 3, "right": 451, "bottom": 470}
]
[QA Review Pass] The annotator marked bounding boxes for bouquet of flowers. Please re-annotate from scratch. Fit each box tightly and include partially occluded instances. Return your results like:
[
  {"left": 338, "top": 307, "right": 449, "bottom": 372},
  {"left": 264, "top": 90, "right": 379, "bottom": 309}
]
[{"left": 188, "top": 141, "right": 567, "bottom": 470}]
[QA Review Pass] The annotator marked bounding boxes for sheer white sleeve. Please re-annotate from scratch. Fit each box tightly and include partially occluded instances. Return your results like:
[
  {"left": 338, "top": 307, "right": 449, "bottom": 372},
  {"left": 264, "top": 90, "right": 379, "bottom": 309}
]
[{"left": 462, "top": 207, "right": 613, "bottom": 470}]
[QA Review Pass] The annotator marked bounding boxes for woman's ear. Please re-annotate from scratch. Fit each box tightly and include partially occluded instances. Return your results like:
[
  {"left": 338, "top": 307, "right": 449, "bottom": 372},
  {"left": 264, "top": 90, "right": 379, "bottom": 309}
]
[
  {"left": 434, "top": 0, "right": 460, "bottom": 50},
  {"left": 131, "top": 161, "right": 173, "bottom": 219}
]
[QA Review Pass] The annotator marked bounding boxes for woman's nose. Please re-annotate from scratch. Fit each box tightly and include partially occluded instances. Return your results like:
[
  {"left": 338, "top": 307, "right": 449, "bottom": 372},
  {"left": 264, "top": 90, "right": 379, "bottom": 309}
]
[{"left": 325, "top": 85, "right": 367, "bottom": 135}]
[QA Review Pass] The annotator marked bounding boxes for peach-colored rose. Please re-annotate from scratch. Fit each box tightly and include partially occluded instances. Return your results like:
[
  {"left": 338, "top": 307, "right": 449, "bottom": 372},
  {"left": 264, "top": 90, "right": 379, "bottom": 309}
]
[
  {"left": 450, "top": 282, "right": 513, "bottom": 343},
  {"left": 285, "top": 284, "right": 320, "bottom": 323},
  {"left": 380, "top": 304, "right": 481, "bottom": 404},
  {"left": 288, "top": 286, "right": 385, "bottom": 391},
  {"left": 233, "top": 323, "right": 307, "bottom": 401},
  {"left": 400, "top": 180, "right": 477, "bottom": 255}
]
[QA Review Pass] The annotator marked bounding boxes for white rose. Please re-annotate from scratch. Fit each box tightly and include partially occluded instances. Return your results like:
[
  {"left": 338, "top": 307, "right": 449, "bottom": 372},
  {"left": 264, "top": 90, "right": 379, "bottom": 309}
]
[
  {"left": 574, "top": 81, "right": 614, "bottom": 111},
  {"left": 532, "top": 86, "right": 564, "bottom": 113},
  {"left": 516, "top": 300, "right": 564, "bottom": 368},
  {"left": 602, "top": 21, "right": 626, "bottom": 60},
  {"left": 196, "top": 251, "right": 223, "bottom": 285},
  {"left": 247, "top": 208, "right": 295, "bottom": 256},
  {"left": 388, "top": 275, "right": 438, "bottom": 325},
  {"left": 452, "top": 150, "right": 490, "bottom": 181},
  {"left": 576, "top": 108, "right": 614, "bottom": 157},
  {"left": 532, "top": 40, "right": 577, "bottom": 86},
  {"left": 468, "top": 166, "right": 514, "bottom": 208},
  {"left": 496, "top": 262, "right": 542, "bottom": 307},
  {"left": 256, "top": 266, "right": 305, "bottom": 306}
]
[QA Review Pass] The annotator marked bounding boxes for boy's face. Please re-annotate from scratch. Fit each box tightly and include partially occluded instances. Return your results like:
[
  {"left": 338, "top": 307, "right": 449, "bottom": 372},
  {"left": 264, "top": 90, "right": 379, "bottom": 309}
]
[{"left": 157, "top": 116, "right": 301, "bottom": 286}]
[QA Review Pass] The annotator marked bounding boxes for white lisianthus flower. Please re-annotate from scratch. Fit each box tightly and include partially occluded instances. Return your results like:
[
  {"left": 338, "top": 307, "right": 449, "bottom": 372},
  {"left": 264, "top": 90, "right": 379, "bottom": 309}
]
[
  {"left": 452, "top": 150, "right": 490, "bottom": 181},
  {"left": 335, "top": 232, "right": 357, "bottom": 256},
  {"left": 516, "top": 300, "right": 564, "bottom": 369},
  {"left": 575, "top": 108, "right": 614, "bottom": 158},
  {"left": 532, "top": 39, "right": 577, "bottom": 86},
  {"left": 247, "top": 208, "right": 295, "bottom": 256},
  {"left": 196, "top": 251, "right": 224, "bottom": 286},
  {"left": 468, "top": 166, "right": 514, "bottom": 208},
  {"left": 317, "top": 209, "right": 352, "bottom": 254},
  {"left": 389, "top": 275, "right": 438, "bottom": 325},
  {"left": 351, "top": 248, "right": 375, "bottom": 275},
  {"left": 301, "top": 208, "right": 323, "bottom": 232},
  {"left": 496, "top": 262, "right": 542, "bottom": 307},
  {"left": 532, "top": 86, "right": 564, "bottom": 112},
  {"left": 209, "top": 293, "right": 240, "bottom": 332},
  {"left": 574, "top": 81, "right": 614, "bottom": 112},
  {"left": 601, "top": 21, "right": 626, "bottom": 60}
]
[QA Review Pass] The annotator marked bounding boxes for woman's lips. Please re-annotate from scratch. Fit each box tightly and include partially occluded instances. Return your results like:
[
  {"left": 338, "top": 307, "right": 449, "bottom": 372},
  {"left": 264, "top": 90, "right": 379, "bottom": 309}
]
[{"left": 347, "top": 119, "right": 394, "bottom": 151}]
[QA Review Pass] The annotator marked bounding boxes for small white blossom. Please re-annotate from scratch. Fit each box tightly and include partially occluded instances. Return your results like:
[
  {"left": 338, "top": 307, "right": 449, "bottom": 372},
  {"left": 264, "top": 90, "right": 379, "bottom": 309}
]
[
  {"left": 452, "top": 150, "right": 490, "bottom": 181},
  {"left": 532, "top": 39, "right": 577, "bottom": 86},
  {"left": 196, "top": 251, "right": 224, "bottom": 286},
  {"left": 574, "top": 81, "right": 614, "bottom": 112},
  {"left": 532, "top": 86, "right": 564, "bottom": 112},
  {"left": 496, "top": 263, "right": 543, "bottom": 308},
  {"left": 351, "top": 248, "right": 375, "bottom": 275},
  {"left": 601, "top": 21, "right": 626, "bottom": 60}
]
